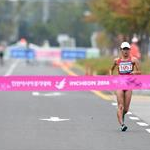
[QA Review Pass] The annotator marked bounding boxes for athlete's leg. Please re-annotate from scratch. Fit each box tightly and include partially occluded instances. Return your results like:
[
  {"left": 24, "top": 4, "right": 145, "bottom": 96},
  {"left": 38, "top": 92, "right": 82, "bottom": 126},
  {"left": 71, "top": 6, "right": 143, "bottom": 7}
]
[
  {"left": 124, "top": 90, "right": 132, "bottom": 115},
  {"left": 116, "top": 90, "right": 125, "bottom": 125}
]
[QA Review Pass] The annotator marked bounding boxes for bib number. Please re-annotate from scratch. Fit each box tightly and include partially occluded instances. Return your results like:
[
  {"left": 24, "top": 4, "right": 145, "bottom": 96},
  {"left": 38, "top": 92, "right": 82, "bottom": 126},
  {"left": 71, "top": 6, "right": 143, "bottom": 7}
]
[{"left": 119, "top": 62, "right": 132, "bottom": 73}]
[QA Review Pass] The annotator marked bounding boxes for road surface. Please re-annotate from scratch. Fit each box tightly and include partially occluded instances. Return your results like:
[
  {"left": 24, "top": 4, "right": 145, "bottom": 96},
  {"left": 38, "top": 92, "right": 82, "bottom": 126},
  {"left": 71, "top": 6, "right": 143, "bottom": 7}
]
[{"left": 0, "top": 59, "right": 150, "bottom": 150}]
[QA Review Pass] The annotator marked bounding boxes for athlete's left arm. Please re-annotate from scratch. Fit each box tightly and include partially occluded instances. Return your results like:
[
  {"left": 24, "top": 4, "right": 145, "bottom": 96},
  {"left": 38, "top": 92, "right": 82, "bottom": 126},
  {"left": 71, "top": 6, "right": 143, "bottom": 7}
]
[{"left": 131, "top": 57, "right": 141, "bottom": 75}]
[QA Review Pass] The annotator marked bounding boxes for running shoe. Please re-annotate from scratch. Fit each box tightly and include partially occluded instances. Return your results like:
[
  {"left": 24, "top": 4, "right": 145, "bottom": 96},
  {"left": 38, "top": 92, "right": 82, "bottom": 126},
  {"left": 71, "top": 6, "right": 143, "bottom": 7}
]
[{"left": 121, "top": 124, "right": 128, "bottom": 132}]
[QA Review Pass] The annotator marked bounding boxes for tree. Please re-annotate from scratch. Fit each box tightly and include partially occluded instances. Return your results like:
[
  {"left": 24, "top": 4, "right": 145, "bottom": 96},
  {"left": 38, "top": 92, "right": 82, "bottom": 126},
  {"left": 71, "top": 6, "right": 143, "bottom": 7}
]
[
  {"left": 0, "top": 1, "right": 96, "bottom": 47},
  {"left": 87, "top": 0, "right": 150, "bottom": 54},
  {"left": 27, "top": 1, "right": 95, "bottom": 46},
  {"left": 0, "top": 1, "right": 14, "bottom": 42},
  {"left": 88, "top": 0, "right": 150, "bottom": 35}
]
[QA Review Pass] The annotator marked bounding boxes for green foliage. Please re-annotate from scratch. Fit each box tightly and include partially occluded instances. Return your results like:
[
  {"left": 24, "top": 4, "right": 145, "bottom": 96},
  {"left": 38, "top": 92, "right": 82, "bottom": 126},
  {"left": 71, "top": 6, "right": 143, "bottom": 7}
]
[
  {"left": 77, "top": 57, "right": 150, "bottom": 75},
  {"left": 96, "top": 31, "right": 112, "bottom": 49},
  {"left": 0, "top": 1, "right": 96, "bottom": 46},
  {"left": 88, "top": 0, "right": 150, "bottom": 35},
  {"left": 141, "top": 57, "right": 150, "bottom": 74},
  {"left": 77, "top": 57, "right": 113, "bottom": 75},
  {"left": 0, "top": 1, "right": 13, "bottom": 41},
  {"left": 22, "top": 1, "right": 96, "bottom": 46}
]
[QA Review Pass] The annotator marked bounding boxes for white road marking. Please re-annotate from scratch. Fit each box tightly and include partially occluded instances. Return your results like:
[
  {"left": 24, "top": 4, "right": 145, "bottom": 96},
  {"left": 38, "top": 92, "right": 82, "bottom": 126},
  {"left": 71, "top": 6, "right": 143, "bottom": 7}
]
[
  {"left": 112, "top": 102, "right": 117, "bottom": 106},
  {"left": 32, "top": 92, "right": 40, "bottom": 96},
  {"left": 39, "top": 117, "right": 70, "bottom": 122},
  {"left": 44, "top": 92, "right": 62, "bottom": 96},
  {"left": 136, "top": 122, "right": 149, "bottom": 126},
  {"left": 127, "top": 112, "right": 132, "bottom": 115},
  {"left": 32, "top": 92, "right": 63, "bottom": 97},
  {"left": 146, "top": 129, "right": 150, "bottom": 133},
  {"left": 5, "top": 59, "right": 20, "bottom": 76},
  {"left": 129, "top": 116, "right": 140, "bottom": 120}
]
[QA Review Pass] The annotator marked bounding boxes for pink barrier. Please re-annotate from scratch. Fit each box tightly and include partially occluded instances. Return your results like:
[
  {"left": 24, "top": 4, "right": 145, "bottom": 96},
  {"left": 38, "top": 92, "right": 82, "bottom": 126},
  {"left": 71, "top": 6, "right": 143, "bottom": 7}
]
[
  {"left": 36, "top": 50, "right": 61, "bottom": 60},
  {"left": 0, "top": 75, "right": 149, "bottom": 91}
]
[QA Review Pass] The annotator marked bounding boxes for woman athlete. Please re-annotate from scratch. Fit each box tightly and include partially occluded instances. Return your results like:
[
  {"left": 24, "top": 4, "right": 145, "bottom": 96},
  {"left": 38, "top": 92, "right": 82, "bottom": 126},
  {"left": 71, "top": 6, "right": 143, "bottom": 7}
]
[{"left": 110, "top": 42, "right": 141, "bottom": 131}]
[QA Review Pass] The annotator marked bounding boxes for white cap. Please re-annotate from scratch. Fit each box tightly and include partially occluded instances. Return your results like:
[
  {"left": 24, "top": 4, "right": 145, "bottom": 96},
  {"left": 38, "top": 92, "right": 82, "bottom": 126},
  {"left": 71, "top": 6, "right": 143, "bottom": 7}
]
[
  {"left": 120, "top": 42, "right": 131, "bottom": 49},
  {"left": 132, "top": 37, "right": 138, "bottom": 43}
]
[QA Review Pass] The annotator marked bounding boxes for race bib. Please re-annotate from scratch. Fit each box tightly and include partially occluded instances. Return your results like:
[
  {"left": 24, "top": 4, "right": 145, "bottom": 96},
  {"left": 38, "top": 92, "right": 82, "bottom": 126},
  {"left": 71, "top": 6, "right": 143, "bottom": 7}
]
[{"left": 119, "top": 62, "right": 133, "bottom": 73}]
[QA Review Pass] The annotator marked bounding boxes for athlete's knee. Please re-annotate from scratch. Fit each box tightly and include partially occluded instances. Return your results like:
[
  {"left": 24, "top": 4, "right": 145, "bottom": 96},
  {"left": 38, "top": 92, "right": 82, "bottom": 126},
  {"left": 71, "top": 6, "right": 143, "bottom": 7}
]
[{"left": 118, "top": 104, "right": 124, "bottom": 111}]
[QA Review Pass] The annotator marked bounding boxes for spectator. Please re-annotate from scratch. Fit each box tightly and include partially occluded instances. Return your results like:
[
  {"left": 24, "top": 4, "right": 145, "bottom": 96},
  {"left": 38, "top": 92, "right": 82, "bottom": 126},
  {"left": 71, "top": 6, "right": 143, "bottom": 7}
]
[
  {"left": 0, "top": 42, "right": 5, "bottom": 65},
  {"left": 130, "top": 36, "right": 141, "bottom": 60}
]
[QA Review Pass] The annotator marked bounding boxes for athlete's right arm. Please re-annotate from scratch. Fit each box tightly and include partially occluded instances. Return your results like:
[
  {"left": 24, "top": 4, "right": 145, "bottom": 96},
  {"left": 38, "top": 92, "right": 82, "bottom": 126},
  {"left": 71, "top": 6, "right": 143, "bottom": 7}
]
[{"left": 109, "top": 58, "right": 118, "bottom": 75}]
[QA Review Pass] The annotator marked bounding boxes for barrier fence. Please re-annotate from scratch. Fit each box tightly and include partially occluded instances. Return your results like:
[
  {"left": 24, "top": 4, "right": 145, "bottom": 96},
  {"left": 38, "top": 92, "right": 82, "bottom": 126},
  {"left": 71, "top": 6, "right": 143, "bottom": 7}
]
[{"left": 8, "top": 46, "right": 100, "bottom": 60}]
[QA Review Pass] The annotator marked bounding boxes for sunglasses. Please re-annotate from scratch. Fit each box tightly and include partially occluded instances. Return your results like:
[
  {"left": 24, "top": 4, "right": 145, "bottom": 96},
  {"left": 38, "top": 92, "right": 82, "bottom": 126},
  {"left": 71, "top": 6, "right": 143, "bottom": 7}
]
[{"left": 121, "top": 47, "right": 130, "bottom": 50}]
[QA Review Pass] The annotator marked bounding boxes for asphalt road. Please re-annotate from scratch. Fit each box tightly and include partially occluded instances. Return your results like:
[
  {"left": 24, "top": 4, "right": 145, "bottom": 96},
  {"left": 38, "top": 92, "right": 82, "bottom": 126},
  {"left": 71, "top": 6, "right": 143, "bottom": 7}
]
[{"left": 0, "top": 59, "right": 150, "bottom": 150}]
